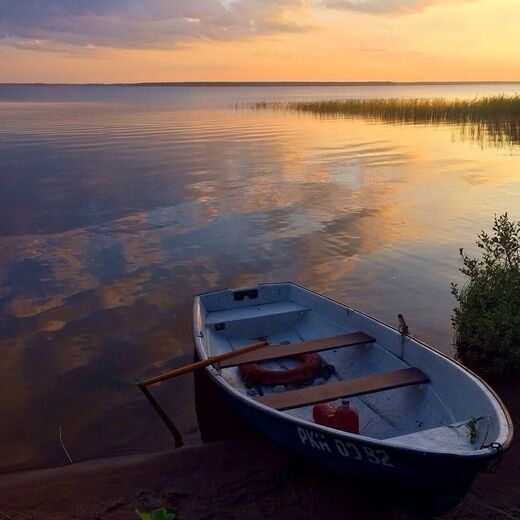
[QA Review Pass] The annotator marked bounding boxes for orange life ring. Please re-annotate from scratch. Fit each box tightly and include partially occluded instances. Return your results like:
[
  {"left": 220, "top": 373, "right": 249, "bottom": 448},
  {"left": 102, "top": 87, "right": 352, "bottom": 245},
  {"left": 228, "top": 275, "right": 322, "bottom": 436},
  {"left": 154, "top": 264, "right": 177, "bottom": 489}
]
[{"left": 239, "top": 353, "right": 322, "bottom": 386}]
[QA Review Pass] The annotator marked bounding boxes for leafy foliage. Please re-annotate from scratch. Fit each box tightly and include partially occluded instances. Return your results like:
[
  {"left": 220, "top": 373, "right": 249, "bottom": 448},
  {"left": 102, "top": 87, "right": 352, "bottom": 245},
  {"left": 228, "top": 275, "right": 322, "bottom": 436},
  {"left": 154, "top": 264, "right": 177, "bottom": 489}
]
[
  {"left": 466, "top": 417, "right": 483, "bottom": 444},
  {"left": 451, "top": 213, "right": 520, "bottom": 374},
  {"left": 135, "top": 508, "right": 176, "bottom": 520}
]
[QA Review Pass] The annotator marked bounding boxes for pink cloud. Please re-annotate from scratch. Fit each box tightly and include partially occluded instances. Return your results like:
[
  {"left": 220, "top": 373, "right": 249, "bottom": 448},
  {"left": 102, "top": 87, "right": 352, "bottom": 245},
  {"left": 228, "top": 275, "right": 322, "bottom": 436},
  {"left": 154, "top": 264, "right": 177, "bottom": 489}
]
[{"left": 0, "top": 0, "right": 311, "bottom": 50}]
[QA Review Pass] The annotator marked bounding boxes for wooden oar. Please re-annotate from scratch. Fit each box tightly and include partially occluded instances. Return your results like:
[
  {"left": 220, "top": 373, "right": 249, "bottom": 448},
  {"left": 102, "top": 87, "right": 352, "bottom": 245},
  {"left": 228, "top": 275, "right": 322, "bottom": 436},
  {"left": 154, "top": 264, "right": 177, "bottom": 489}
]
[
  {"left": 140, "top": 339, "right": 269, "bottom": 387},
  {"left": 137, "top": 339, "right": 268, "bottom": 448},
  {"left": 138, "top": 384, "right": 185, "bottom": 448}
]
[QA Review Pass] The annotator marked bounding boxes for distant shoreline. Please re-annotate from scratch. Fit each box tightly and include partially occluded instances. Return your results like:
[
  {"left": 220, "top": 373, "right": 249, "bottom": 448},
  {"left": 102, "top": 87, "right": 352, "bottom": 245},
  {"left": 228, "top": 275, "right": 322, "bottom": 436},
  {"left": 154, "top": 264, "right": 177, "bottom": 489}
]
[{"left": 1, "top": 81, "right": 520, "bottom": 87}]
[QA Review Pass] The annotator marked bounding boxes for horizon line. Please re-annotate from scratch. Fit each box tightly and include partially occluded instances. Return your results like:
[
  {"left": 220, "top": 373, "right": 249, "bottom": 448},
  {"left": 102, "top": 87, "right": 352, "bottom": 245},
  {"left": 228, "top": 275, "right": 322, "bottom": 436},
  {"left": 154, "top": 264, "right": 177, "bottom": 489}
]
[{"left": 1, "top": 80, "right": 520, "bottom": 87}]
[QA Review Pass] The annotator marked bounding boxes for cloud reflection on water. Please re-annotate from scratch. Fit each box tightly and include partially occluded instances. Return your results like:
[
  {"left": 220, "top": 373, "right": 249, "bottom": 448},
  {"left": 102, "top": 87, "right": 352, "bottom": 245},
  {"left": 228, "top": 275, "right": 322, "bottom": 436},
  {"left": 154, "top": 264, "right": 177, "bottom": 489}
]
[{"left": 1, "top": 100, "right": 520, "bottom": 471}]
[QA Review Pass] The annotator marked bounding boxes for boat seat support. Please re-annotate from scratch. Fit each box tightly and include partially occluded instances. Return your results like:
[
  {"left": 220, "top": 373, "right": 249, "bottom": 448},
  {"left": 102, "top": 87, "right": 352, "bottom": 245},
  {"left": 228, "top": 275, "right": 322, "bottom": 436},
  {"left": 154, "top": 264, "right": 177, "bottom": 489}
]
[{"left": 256, "top": 367, "right": 429, "bottom": 411}]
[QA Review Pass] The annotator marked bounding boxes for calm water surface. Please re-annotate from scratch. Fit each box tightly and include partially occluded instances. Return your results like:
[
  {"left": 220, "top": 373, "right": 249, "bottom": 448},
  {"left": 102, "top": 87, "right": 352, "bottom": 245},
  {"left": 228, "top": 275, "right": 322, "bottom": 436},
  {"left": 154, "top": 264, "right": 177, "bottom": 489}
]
[{"left": 1, "top": 84, "right": 520, "bottom": 471}]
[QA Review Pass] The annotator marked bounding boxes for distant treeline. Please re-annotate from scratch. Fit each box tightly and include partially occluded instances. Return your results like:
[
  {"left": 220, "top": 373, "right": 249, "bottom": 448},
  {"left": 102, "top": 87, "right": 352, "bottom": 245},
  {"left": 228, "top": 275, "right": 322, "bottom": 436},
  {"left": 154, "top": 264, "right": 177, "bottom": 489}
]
[
  {"left": 251, "top": 95, "right": 520, "bottom": 145},
  {"left": 3, "top": 81, "right": 520, "bottom": 87}
]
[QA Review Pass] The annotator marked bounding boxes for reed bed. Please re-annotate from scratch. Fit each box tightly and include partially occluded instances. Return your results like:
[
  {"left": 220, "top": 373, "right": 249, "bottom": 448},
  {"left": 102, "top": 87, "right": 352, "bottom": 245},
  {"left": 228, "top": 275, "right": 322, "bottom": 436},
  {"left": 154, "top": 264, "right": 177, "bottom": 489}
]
[{"left": 251, "top": 95, "right": 520, "bottom": 145}]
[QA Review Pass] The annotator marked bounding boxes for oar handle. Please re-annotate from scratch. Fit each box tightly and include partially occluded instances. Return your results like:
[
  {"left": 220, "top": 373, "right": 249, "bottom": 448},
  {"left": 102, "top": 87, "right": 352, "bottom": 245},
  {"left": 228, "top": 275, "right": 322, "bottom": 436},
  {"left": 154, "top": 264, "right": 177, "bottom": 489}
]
[{"left": 140, "top": 339, "right": 268, "bottom": 386}]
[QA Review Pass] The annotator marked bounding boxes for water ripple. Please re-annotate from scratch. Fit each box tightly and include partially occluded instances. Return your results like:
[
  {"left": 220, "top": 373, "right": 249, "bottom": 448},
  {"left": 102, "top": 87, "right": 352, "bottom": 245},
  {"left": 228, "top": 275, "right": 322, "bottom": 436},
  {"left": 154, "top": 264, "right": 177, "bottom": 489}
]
[{"left": 1, "top": 88, "right": 520, "bottom": 472}]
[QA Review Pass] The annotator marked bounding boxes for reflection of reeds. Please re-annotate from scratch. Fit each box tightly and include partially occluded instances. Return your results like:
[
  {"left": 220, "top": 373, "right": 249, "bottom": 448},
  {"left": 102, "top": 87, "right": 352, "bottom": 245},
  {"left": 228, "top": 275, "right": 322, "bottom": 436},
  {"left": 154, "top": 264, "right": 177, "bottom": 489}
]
[{"left": 251, "top": 96, "right": 520, "bottom": 146}]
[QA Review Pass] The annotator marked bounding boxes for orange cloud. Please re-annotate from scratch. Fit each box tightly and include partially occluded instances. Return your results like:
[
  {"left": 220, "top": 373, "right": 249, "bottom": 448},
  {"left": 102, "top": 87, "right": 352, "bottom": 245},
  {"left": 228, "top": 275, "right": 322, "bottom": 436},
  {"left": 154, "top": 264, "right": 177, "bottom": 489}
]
[{"left": 325, "top": 0, "right": 475, "bottom": 14}]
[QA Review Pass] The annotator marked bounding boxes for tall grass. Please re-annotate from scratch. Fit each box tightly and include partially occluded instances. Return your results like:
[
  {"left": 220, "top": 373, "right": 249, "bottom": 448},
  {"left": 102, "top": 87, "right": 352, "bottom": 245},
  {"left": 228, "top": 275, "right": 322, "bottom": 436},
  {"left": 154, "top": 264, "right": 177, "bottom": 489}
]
[{"left": 251, "top": 95, "right": 520, "bottom": 145}]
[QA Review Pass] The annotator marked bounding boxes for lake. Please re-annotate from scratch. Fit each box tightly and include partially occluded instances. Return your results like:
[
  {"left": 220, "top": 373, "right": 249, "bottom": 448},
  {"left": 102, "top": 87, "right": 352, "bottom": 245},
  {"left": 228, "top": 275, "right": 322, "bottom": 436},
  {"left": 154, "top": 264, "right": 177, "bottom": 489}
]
[{"left": 1, "top": 83, "right": 519, "bottom": 472}]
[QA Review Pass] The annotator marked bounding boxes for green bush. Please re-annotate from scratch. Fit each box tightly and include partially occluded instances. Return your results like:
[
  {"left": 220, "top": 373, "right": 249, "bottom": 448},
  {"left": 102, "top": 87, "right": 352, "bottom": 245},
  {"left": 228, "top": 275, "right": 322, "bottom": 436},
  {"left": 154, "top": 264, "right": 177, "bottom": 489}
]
[{"left": 451, "top": 213, "right": 520, "bottom": 374}]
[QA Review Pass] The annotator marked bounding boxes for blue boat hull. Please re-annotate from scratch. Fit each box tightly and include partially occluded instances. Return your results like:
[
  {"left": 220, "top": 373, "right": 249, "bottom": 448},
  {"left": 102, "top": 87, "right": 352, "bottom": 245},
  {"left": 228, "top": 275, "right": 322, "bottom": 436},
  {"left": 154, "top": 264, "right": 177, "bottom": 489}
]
[
  {"left": 222, "top": 388, "right": 494, "bottom": 507},
  {"left": 192, "top": 282, "right": 511, "bottom": 514}
]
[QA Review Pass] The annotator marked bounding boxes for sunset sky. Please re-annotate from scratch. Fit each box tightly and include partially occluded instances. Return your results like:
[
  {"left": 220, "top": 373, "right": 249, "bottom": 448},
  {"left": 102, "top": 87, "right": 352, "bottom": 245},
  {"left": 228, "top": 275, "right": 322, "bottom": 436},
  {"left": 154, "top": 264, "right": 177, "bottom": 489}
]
[{"left": 1, "top": 0, "right": 519, "bottom": 83}]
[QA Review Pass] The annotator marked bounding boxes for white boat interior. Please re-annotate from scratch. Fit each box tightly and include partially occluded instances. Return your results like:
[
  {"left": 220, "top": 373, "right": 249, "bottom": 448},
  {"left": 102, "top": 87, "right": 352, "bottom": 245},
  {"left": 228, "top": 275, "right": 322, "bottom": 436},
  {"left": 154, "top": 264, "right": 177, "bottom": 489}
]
[{"left": 194, "top": 283, "right": 511, "bottom": 455}]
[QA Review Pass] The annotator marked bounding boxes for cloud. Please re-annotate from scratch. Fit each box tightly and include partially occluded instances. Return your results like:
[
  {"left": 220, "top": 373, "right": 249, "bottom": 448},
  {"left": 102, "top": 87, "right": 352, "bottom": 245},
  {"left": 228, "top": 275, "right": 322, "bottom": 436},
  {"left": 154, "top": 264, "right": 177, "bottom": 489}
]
[
  {"left": 0, "top": 0, "right": 478, "bottom": 51},
  {"left": 324, "top": 0, "right": 474, "bottom": 14},
  {"left": 324, "top": 0, "right": 430, "bottom": 13},
  {"left": 0, "top": 0, "right": 311, "bottom": 50}
]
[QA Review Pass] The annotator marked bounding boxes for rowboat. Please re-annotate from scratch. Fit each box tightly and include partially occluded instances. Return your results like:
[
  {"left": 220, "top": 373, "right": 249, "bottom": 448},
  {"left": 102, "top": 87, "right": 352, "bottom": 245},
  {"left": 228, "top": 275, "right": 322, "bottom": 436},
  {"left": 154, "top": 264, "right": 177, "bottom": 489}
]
[{"left": 193, "top": 282, "right": 513, "bottom": 510}]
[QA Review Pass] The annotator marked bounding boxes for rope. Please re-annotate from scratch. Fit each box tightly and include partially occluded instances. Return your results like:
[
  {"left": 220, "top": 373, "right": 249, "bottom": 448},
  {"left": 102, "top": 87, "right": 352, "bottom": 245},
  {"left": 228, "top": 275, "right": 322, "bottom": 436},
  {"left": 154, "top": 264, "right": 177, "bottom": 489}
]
[{"left": 481, "top": 442, "right": 504, "bottom": 473}]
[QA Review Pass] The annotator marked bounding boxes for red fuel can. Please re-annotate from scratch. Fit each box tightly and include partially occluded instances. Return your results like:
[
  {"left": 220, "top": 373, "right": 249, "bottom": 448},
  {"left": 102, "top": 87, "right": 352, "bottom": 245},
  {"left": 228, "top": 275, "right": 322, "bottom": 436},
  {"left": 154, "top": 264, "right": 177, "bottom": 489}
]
[
  {"left": 312, "top": 402, "right": 336, "bottom": 427},
  {"left": 330, "top": 400, "right": 359, "bottom": 434}
]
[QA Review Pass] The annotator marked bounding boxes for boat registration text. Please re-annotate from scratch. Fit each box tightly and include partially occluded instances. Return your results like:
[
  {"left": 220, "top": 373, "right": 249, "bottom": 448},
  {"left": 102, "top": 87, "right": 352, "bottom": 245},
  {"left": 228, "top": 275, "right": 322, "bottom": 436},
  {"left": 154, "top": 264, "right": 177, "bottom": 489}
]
[{"left": 297, "top": 426, "right": 394, "bottom": 467}]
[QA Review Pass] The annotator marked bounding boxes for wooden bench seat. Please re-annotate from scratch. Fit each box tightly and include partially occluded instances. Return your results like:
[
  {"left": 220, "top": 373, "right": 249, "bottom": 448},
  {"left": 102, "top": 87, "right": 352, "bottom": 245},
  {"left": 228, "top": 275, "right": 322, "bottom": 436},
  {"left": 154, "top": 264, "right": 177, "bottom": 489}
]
[
  {"left": 205, "top": 302, "right": 308, "bottom": 326},
  {"left": 255, "top": 367, "right": 429, "bottom": 411},
  {"left": 219, "top": 332, "right": 374, "bottom": 369}
]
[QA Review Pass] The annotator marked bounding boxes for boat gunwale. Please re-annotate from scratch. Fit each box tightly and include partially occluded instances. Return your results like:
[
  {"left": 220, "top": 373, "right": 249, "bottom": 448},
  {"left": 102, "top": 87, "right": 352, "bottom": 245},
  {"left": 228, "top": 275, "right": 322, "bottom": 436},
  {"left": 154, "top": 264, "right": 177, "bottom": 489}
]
[{"left": 193, "top": 282, "right": 514, "bottom": 458}]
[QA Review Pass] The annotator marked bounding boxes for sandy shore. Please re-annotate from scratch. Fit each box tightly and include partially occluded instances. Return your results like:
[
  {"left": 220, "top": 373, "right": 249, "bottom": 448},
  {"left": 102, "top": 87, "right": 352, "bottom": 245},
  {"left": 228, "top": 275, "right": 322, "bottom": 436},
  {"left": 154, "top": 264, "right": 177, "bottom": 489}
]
[{"left": 1, "top": 378, "right": 517, "bottom": 520}]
